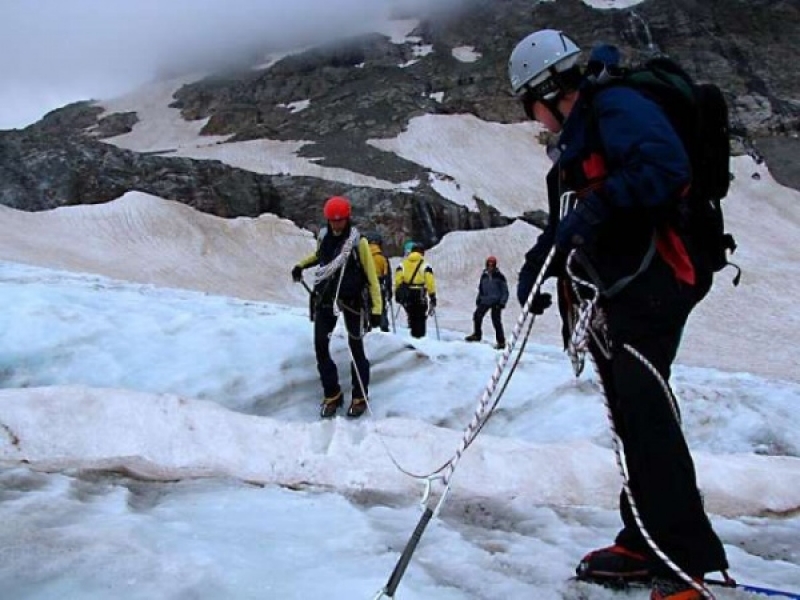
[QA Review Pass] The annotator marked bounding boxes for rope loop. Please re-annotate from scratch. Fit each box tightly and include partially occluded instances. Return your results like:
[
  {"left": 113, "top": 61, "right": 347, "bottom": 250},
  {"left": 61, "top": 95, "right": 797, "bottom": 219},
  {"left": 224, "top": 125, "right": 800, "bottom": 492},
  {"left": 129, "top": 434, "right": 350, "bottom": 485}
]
[{"left": 372, "top": 246, "right": 559, "bottom": 513}]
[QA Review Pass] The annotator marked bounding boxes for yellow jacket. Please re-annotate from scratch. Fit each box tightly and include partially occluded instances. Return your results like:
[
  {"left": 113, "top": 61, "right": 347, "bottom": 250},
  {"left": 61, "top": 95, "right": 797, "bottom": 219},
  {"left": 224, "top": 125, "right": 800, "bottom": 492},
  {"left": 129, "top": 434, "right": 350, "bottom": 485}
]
[
  {"left": 394, "top": 251, "right": 436, "bottom": 297},
  {"left": 368, "top": 242, "right": 390, "bottom": 279}
]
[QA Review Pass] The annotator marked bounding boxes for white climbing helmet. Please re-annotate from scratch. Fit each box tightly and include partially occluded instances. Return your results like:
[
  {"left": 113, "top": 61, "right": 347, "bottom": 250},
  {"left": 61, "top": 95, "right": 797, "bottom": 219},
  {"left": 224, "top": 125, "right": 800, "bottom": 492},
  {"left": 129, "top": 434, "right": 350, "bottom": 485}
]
[{"left": 508, "top": 29, "right": 582, "bottom": 96}]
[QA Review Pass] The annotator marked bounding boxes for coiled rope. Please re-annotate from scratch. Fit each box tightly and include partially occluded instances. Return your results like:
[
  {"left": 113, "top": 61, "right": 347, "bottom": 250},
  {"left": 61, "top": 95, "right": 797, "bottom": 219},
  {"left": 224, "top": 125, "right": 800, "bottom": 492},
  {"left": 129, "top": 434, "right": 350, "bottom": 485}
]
[{"left": 314, "top": 227, "right": 361, "bottom": 318}]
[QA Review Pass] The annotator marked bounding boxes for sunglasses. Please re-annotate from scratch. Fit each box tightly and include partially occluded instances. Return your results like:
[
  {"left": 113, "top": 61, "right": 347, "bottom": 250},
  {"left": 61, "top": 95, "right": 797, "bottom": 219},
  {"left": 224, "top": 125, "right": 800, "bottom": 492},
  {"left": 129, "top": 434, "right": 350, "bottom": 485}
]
[{"left": 519, "top": 77, "right": 560, "bottom": 119}]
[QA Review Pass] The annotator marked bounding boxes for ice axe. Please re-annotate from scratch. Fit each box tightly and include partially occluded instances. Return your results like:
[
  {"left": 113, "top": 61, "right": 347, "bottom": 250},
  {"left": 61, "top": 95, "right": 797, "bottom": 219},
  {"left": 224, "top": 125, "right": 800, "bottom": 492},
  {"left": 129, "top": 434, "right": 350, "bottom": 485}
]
[{"left": 429, "top": 306, "right": 440, "bottom": 340}]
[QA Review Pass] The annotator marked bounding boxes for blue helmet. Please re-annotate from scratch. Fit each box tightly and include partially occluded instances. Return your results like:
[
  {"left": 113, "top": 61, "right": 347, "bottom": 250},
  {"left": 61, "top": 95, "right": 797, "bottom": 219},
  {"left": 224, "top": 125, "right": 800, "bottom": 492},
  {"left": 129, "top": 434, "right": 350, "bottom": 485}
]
[{"left": 365, "top": 231, "right": 383, "bottom": 245}]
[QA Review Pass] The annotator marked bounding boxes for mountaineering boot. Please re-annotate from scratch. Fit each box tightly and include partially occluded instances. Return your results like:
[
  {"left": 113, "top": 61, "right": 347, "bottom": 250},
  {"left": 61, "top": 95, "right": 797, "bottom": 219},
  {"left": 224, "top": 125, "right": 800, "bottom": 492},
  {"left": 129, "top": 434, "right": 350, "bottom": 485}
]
[
  {"left": 650, "top": 576, "right": 703, "bottom": 600},
  {"left": 347, "top": 397, "right": 367, "bottom": 418},
  {"left": 575, "top": 544, "right": 653, "bottom": 585},
  {"left": 495, "top": 339, "right": 506, "bottom": 350},
  {"left": 464, "top": 333, "right": 481, "bottom": 342},
  {"left": 320, "top": 391, "right": 343, "bottom": 418}
]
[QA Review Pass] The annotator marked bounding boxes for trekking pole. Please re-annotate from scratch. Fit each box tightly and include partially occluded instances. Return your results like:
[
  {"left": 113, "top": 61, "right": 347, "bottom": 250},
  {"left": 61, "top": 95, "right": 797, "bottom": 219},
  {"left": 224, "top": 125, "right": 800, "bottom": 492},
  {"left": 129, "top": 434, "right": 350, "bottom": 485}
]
[
  {"left": 705, "top": 577, "right": 800, "bottom": 599},
  {"left": 388, "top": 295, "right": 396, "bottom": 333},
  {"left": 432, "top": 308, "right": 440, "bottom": 340},
  {"left": 296, "top": 277, "right": 316, "bottom": 322},
  {"left": 372, "top": 505, "right": 434, "bottom": 600}
]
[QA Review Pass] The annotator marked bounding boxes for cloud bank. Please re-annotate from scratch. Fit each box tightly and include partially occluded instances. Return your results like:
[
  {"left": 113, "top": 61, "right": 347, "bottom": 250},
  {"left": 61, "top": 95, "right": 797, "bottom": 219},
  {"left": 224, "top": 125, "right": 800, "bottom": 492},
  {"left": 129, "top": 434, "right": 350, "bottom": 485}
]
[{"left": 0, "top": 0, "right": 464, "bottom": 129}]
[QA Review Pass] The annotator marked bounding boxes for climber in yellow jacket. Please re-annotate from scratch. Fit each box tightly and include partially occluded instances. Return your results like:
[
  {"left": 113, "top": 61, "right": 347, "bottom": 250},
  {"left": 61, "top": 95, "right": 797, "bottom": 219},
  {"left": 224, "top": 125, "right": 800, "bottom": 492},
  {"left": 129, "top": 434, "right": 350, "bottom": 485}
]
[{"left": 394, "top": 242, "right": 437, "bottom": 338}]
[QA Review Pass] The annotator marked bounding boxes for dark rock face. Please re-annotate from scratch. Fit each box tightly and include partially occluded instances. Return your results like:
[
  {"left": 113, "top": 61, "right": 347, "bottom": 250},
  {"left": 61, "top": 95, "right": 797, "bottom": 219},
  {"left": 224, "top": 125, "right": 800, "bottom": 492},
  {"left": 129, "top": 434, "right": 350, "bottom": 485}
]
[
  {"left": 0, "top": 130, "right": 278, "bottom": 216},
  {"left": 171, "top": 0, "right": 800, "bottom": 139},
  {"left": 1, "top": 0, "right": 798, "bottom": 254},
  {"left": 0, "top": 128, "right": 509, "bottom": 253},
  {"left": 754, "top": 136, "right": 800, "bottom": 192}
]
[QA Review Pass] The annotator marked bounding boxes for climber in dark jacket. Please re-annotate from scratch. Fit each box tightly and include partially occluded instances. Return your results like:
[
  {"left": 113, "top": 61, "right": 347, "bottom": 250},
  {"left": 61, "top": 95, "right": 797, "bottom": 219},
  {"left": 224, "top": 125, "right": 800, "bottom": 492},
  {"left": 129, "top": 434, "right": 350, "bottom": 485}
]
[
  {"left": 465, "top": 256, "right": 509, "bottom": 349},
  {"left": 509, "top": 31, "right": 727, "bottom": 600}
]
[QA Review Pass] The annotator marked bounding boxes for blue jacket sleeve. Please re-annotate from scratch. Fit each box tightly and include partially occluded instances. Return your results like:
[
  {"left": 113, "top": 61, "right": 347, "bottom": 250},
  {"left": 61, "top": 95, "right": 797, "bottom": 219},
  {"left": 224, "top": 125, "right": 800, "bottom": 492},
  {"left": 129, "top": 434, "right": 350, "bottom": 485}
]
[
  {"left": 499, "top": 273, "right": 509, "bottom": 306},
  {"left": 593, "top": 86, "right": 691, "bottom": 210}
]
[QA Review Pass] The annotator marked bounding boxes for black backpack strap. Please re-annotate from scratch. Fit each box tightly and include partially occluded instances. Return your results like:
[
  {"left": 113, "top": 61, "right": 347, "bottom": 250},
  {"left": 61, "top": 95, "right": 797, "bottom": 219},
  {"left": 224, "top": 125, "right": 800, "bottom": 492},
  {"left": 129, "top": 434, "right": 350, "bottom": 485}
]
[{"left": 407, "top": 260, "right": 424, "bottom": 288}]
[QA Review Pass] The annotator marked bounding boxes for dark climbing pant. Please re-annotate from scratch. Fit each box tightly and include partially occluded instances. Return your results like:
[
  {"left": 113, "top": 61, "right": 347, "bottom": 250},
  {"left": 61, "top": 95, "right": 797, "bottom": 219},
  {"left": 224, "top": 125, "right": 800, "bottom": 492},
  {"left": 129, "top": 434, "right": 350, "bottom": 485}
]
[
  {"left": 404, "top": 302, "right": 428, "bottom": 338},
  {"left": 472, "top": 304, "right": 505, "bottom": 344},
  {"left": 314, "top": 300, "right": 369, "bottom": 400},
  {"left": 592, "top": 256, "right": 727, "bottom": 578}
]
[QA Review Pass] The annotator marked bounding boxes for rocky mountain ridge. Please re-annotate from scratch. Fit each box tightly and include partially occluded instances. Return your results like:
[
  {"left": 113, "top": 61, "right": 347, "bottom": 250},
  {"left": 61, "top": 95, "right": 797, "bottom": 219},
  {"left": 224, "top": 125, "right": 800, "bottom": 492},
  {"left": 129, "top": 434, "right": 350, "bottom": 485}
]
[{"left": 1, "top": 0, "right": 798, "bottom": 254}]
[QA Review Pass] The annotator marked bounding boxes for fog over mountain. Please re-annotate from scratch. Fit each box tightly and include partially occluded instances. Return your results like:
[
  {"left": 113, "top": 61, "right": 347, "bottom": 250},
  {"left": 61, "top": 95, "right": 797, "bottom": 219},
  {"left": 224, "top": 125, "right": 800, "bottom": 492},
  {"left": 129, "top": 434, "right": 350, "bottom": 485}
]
[{"left": 0, "top": 0, "right": 466, "bottom": 129}]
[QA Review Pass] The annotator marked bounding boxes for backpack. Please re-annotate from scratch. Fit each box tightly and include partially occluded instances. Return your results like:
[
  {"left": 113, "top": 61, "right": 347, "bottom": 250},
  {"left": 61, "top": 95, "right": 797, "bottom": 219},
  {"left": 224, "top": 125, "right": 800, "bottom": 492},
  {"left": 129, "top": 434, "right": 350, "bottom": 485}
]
[
  {"left": 590, "top": 57, "right": 740, "bottom": 284},
  {"left": 368, "top": 242, "right": 389, "bottom": 278},
  {"left": 395, "top": 260, "right": 425, "bottom": 306}
]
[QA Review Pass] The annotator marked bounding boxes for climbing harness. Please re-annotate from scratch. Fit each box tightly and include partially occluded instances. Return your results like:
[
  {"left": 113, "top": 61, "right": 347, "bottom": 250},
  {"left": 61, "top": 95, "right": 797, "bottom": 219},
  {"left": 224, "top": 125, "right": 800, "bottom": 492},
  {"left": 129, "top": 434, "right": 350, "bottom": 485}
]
[
  {"left": 564, "top": 254, "right": 612, "bottom": 377},
  {"left": 557, "top": 191, "right": 608, "bottom": 377}
]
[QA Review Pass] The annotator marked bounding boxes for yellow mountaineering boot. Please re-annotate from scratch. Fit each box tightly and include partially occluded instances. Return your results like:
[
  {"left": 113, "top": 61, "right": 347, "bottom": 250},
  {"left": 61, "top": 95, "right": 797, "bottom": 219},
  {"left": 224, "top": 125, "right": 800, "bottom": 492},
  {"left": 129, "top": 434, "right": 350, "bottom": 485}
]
[
  {"left": 347, "top": 397, "right": 367, "bottom": 418},
  {"left": 320, "top": 391, "right": 343, "bottom": 418}
]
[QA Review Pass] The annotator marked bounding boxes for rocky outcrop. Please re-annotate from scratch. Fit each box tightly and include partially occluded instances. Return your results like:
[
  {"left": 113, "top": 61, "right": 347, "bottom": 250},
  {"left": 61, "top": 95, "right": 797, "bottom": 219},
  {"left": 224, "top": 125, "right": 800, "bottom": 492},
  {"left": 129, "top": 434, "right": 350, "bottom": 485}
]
[
  {"left": 0, "top": 127, "right": 510, "bottom": 254},
  {"left": 0, "top": 129, "right": 277, "bottom": 216}
]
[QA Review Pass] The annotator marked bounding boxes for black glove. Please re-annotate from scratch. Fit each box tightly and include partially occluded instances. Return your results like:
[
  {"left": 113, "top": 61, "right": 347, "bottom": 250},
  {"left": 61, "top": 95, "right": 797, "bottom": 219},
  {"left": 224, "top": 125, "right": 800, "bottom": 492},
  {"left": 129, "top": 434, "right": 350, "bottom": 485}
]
[
  {"left": 517, "top": 238, "right": 568, "bottom": 307},
  {"left": 555, "top": 192, "right": 609, "bottom": 251},
  {"left": 517, "top": 259, "right": 542, "bottom": 307},
  {"left": 530, "top": 292, "right": 553, "bottom": 315},
  {"left": 429, "top": 294, "right": 437, "bottom": 308},
  {"left": 291, "top": 265, "right": 303, "bottom": 282},
  {"left": 498, "top": 303, "right": 506, "bottom": 310},
  {"left": 369, "top": 314, "right": 382, "bottom": 329}
]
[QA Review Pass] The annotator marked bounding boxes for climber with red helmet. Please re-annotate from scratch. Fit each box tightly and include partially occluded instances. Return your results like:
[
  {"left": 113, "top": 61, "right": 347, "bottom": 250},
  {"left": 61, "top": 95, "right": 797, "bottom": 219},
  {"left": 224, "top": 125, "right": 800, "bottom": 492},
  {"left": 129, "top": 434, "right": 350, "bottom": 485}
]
[
  {"left": 464, "top": 256, "right": 509, "bottom": 349},
  {"left": 291, "top": 196, "right": 383, "bottom": 418}
]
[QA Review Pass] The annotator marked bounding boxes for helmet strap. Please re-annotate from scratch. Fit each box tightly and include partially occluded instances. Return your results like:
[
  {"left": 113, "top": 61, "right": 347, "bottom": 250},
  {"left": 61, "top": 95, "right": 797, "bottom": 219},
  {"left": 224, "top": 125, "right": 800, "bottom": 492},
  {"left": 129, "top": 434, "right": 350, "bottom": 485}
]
[
  {"left": 545, "top": 65, "right": 582, "bottom": 125},
  {"left": 523, "top": 65, "right": 581, "bottom": 125},
  {"left": 539, "top": 94, "right": 564, "bottom": 125}
]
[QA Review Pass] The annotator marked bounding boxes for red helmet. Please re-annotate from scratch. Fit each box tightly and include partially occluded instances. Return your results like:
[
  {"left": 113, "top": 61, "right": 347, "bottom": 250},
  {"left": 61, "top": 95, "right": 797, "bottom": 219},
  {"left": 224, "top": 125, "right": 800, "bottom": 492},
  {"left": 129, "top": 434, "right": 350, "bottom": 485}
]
[
  {"left": 323, "top": 196, "right": 351, "bottom": 220},
  {"left": 486, "top": 255, "right": 498, "bottom": 266}
]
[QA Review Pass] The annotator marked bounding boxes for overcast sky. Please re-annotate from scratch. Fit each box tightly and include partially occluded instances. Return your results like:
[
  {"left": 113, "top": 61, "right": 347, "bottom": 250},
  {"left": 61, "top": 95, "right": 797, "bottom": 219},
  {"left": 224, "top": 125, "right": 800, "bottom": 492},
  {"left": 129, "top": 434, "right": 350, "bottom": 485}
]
[{"left": 0, "top": 0, "right": 463, "bottom": 130}]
